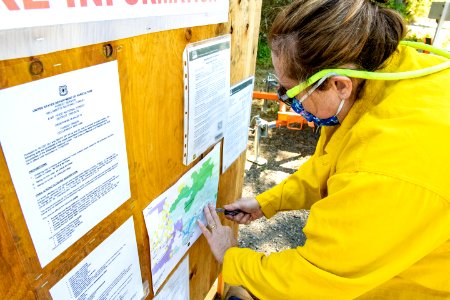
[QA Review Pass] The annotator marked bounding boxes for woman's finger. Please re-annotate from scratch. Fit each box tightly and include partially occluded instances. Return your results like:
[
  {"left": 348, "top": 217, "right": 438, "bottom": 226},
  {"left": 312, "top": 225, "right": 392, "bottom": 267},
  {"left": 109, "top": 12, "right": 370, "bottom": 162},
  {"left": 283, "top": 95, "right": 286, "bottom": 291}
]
[
  {"left": 223, "top": 203, "right": 240, "bottom": 211},
  {"left": 197, "top": 220, "right": 212, "bottom": 240},
  {"left": 224, "top": 214, "right": 235, "bottom": 221},
  {"left": 240, "top": 214, "right": 251, "bottom": 224},
  {"left": 233, "top": 212, "right": 246, "bottom": 223},
  {"left": 209, "top": 204, "right": 221, "bottom": 225},
  {"left": 203, "top": 205, "right": 215, "bottom": 228},
  {"left": 224, "top": 211, "right": 253, "bottom": 224}
]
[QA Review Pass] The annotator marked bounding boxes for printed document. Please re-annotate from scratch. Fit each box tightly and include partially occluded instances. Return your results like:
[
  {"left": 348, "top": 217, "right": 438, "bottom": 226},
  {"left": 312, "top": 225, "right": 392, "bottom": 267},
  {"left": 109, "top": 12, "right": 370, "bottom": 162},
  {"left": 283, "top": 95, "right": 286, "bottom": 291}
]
[
  {"left": 50, "top": 217, "right": 143, "bottom": 300},
  {"left": 0, "top": 61, "right": 130, "bottom": 267},
  {"left": 222, "top": 77, "right": 254, "bottom": 173},
  {"left": 183, "top": 35, "right": 230, "bottom": 165}
]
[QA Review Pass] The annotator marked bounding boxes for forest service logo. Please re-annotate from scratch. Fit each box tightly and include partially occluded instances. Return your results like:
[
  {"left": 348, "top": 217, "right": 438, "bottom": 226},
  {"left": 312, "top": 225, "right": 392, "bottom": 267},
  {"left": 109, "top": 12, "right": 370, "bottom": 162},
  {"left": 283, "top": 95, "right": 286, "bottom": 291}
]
[{"left": 59, "top": 85, "right": 68, "bottom": 96}]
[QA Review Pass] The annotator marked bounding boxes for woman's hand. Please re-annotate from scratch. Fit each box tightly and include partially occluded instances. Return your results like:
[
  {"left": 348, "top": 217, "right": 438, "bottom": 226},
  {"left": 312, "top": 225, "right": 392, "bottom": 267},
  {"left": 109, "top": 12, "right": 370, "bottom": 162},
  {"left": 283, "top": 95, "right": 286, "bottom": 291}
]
[
  {"left": 198, "top": 204, "right": 237, "bottom": 263},
  {"left": 223, "top": 197, "right": 264, "bottom": 225}
]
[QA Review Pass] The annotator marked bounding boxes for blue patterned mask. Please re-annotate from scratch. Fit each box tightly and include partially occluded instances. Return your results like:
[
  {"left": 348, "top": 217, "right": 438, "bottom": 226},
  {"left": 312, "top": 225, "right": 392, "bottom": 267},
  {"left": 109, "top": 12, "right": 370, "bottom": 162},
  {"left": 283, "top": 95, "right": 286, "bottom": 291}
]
[
  {"left": 277, "top": 76, "right": 346, "bottom": 127},
  {"left": 291, "top": 98, "right": 345, "bottom": 127}
]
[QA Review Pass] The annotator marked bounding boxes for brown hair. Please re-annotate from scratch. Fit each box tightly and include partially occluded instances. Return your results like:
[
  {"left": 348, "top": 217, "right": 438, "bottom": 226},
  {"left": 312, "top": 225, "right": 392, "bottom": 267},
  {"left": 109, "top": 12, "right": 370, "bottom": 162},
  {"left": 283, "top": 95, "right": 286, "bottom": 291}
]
[{"left": 269, "top": 0, "right": 406, "bottom": 83}]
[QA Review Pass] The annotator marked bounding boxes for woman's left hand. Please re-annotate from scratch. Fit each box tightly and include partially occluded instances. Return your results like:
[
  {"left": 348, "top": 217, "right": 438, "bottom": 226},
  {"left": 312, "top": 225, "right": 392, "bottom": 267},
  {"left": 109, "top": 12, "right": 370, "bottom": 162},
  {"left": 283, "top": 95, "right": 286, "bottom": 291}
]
[{"left": 198, "top": 203, "right": 237, "bottom": 263}]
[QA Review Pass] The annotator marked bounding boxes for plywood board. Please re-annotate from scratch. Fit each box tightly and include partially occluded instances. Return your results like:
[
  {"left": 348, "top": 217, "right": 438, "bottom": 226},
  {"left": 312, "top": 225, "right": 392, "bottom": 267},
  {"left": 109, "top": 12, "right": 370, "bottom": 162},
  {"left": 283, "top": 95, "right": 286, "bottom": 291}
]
[{"left": 0, "top": 0, "right": 261, "bottom": 298}]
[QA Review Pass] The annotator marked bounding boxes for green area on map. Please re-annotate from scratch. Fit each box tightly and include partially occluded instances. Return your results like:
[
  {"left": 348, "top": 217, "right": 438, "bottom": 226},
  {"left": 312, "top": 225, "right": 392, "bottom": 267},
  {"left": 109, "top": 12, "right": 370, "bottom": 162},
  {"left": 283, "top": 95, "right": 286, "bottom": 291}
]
[{"left": 169, "top": 158, "right": 214, "bottom": 213}]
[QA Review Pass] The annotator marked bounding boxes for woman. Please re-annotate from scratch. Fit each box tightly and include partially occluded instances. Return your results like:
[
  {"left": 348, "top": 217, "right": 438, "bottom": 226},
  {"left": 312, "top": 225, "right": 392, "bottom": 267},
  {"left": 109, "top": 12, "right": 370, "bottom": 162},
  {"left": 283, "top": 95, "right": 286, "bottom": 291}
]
[{"left": 198, "top": 0, "right": 450, "bottom": 298}]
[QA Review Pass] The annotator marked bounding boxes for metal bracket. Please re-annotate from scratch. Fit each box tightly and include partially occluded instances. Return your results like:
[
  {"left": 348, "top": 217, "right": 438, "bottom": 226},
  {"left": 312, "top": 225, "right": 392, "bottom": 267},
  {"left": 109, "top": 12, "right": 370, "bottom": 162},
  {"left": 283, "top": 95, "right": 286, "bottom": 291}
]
[
  {"left": 261, "top": 73, "right": 279, "bottom": 112},
  {"left": 247, "top": 115, "right": 277, "bottom": 165}
]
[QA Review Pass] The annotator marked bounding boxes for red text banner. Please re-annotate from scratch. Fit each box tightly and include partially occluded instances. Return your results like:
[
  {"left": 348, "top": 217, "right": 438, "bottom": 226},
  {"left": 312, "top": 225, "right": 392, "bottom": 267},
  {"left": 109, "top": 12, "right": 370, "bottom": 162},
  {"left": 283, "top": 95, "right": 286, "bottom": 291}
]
[{"left": 1, "top": 0, "right": 227, "bottom": 30}]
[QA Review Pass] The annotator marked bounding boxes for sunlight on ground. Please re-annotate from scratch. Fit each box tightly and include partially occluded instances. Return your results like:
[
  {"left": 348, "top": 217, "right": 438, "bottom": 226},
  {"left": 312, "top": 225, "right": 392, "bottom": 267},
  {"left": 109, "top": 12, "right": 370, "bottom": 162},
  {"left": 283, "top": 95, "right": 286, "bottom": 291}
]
[
  {"left": 259, "top": 170, "right": 290, "bottom": 185},
  {"left": 274, "top": 150, "right": 298, "bottom": 161},
  {"left": 279, "top": 153, "right": 311, "bottom": 171},
  {"left": 244, "top": 159, "right": 254, "bottom": 171}
]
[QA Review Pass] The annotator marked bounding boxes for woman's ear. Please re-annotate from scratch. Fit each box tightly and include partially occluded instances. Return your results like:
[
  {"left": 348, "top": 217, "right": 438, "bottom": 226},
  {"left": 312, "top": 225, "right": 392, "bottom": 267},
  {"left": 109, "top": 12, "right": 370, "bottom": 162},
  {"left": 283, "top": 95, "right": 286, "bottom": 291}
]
[{"left": 329, "top": 76, "right": 353, "bottom": 100}]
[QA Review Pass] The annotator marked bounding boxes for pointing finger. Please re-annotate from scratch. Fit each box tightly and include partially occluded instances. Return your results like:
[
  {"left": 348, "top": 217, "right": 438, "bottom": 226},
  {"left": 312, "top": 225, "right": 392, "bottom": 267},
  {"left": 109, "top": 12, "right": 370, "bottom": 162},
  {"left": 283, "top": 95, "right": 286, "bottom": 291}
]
[
  {"left": 197, "top": 220, "right": 212, "bottom": 240},
  {"left": 204, "top": 205, "right": 215, "bottom": 227},
  {"left": 209, "top": 203, "right": 221, "bottom": 225}
]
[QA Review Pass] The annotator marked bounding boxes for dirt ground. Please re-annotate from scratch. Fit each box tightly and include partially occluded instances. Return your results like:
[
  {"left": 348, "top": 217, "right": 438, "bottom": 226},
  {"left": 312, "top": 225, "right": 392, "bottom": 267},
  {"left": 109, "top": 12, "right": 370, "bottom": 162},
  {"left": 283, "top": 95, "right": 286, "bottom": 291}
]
[{"left": 238, "top": 99, "right": 318, "bottom": 253}]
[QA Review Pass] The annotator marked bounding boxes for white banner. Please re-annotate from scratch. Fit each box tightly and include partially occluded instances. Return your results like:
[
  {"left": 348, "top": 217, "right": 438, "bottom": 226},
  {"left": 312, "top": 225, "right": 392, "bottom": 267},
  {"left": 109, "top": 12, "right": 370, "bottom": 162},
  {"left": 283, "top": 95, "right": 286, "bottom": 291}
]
[
  {"left": 0, "top": 0, "right": 229, "bottom": 60},
  {"left": 0, "top": 0, "right": 228, "bottom": 30}
]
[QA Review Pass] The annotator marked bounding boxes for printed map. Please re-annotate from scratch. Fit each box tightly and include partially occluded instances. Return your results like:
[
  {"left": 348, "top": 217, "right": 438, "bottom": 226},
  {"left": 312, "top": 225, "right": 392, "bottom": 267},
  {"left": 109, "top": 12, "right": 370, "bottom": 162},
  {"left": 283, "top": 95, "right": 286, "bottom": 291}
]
[{"left": 143, "top": 143, "right": 220, "bottom": 293}]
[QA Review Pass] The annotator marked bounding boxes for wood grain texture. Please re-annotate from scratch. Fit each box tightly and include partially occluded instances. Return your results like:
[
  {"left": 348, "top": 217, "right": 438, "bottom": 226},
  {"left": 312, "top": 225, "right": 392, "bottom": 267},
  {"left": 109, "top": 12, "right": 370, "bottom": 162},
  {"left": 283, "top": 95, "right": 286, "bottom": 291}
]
[{"left": 0, "top": 0, "right": 261, "bottom": 298}]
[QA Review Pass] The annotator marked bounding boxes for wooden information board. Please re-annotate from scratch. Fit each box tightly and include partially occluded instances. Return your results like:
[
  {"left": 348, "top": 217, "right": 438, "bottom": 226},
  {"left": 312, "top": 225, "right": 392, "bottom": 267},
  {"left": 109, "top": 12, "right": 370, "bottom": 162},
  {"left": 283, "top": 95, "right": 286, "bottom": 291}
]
[{"left": 0, "top": 0, "right": 262, "bottom": 298}]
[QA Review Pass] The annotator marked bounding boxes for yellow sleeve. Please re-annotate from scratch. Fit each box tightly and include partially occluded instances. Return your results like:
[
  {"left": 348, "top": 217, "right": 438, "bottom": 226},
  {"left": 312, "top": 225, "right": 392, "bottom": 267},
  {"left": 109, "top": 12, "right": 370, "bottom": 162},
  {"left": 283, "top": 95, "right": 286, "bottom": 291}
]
[
  {"left": 255, "top": 153, "right": 326, "bottom": 218},
  {"left": 223, "top": 172, "right": 450, "bottom": 299}
]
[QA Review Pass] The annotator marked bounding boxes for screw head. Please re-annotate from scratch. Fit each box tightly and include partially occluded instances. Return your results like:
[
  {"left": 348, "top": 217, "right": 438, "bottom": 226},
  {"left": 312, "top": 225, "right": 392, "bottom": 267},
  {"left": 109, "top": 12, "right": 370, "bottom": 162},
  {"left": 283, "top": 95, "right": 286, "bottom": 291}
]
[{"left": 29, "top": 60, "right": 44, "bottom": 76}]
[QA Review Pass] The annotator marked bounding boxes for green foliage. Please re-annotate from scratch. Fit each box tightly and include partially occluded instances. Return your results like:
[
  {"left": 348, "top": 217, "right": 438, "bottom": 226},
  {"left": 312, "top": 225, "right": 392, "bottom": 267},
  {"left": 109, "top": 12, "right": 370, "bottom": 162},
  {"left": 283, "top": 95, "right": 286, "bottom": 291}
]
[
  {"left": 403, "top": 32, "right": 431, "bottom": 42},
  {"left": 384, "top": 0, "right": 409, "bottom": 18},
  {"left": 405, "top": 0, "right": 433, "bottom": 20},
  {"left": 383, "top": 0, "right": 433, "bottom": 21},
  {"left": 256, "top": 39, "right": 273, "bottom": 69},
  {"left": 257, "top": 0, "right": 292, "bottom": 69},
  {"left": 259, "top": 0, "right": 292, "bottom": 43},
  {"left": 403, "top": 33, "right": 421, "bottom": 42}
]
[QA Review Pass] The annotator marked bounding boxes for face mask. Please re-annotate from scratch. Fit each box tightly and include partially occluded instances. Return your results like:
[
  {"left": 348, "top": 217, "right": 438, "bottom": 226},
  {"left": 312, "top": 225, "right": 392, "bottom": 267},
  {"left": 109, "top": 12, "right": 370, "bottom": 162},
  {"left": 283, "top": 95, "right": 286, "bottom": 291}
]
[
  {"left": 278, "top": 73, "right": 345, "bottom": 127},
  {"left": 291, "top": 98, "right": 345, "bottom": 127}
]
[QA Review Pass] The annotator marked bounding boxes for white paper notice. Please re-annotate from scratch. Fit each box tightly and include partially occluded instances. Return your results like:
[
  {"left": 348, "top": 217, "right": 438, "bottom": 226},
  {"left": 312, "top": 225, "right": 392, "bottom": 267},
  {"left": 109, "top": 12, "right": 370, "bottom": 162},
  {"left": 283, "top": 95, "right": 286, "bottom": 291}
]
[
  {"left": 154, "top": 255, "right": 190, "bottom": 300},
  {"left": 143, "top": 143, "right": 220, "bottom": 293},
  {"left": 222, "top": 77, "right": 255, "bottom": 173},
  {"left": 0, "top": 61, "right": 130, "bottom": 267},
  {"left": 50, "top": 217, "right": 143, "bottom": 300},
  {"left": 183, "top": 35, "right": 231, "bottom": 165}
]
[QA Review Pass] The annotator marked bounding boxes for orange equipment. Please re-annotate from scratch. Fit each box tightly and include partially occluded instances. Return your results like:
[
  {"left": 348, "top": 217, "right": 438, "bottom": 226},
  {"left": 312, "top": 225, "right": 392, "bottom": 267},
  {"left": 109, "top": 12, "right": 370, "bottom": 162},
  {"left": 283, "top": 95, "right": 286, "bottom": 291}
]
[{"left": 252, "top": 91, "right": 314, "bottom": 131}]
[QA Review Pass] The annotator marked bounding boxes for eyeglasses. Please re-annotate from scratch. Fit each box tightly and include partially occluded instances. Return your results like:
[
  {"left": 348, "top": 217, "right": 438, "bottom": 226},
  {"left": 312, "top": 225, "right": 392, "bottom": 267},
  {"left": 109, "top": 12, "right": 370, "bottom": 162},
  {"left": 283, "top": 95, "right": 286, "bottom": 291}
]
[
  {"left": 276, "top": 73, "right": 336, "bottom": 107},
  {"left": 276, "top": 85, "right": 295, "bottom": 107}
]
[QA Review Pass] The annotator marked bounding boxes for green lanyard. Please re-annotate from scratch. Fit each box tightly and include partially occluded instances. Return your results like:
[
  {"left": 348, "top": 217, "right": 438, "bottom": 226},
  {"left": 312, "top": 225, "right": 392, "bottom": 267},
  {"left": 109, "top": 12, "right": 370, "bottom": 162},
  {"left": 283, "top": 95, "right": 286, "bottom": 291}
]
[{"left": 286, "top": 41, "right": 450, "bottom": 98}]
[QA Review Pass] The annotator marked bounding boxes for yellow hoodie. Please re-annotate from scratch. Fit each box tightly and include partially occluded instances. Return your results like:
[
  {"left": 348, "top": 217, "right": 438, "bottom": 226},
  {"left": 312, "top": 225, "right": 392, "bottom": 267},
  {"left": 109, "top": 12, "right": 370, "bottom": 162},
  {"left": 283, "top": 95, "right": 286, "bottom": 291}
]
[{"left": 222, "top": 45, "right": 450, "bottom": 299}]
